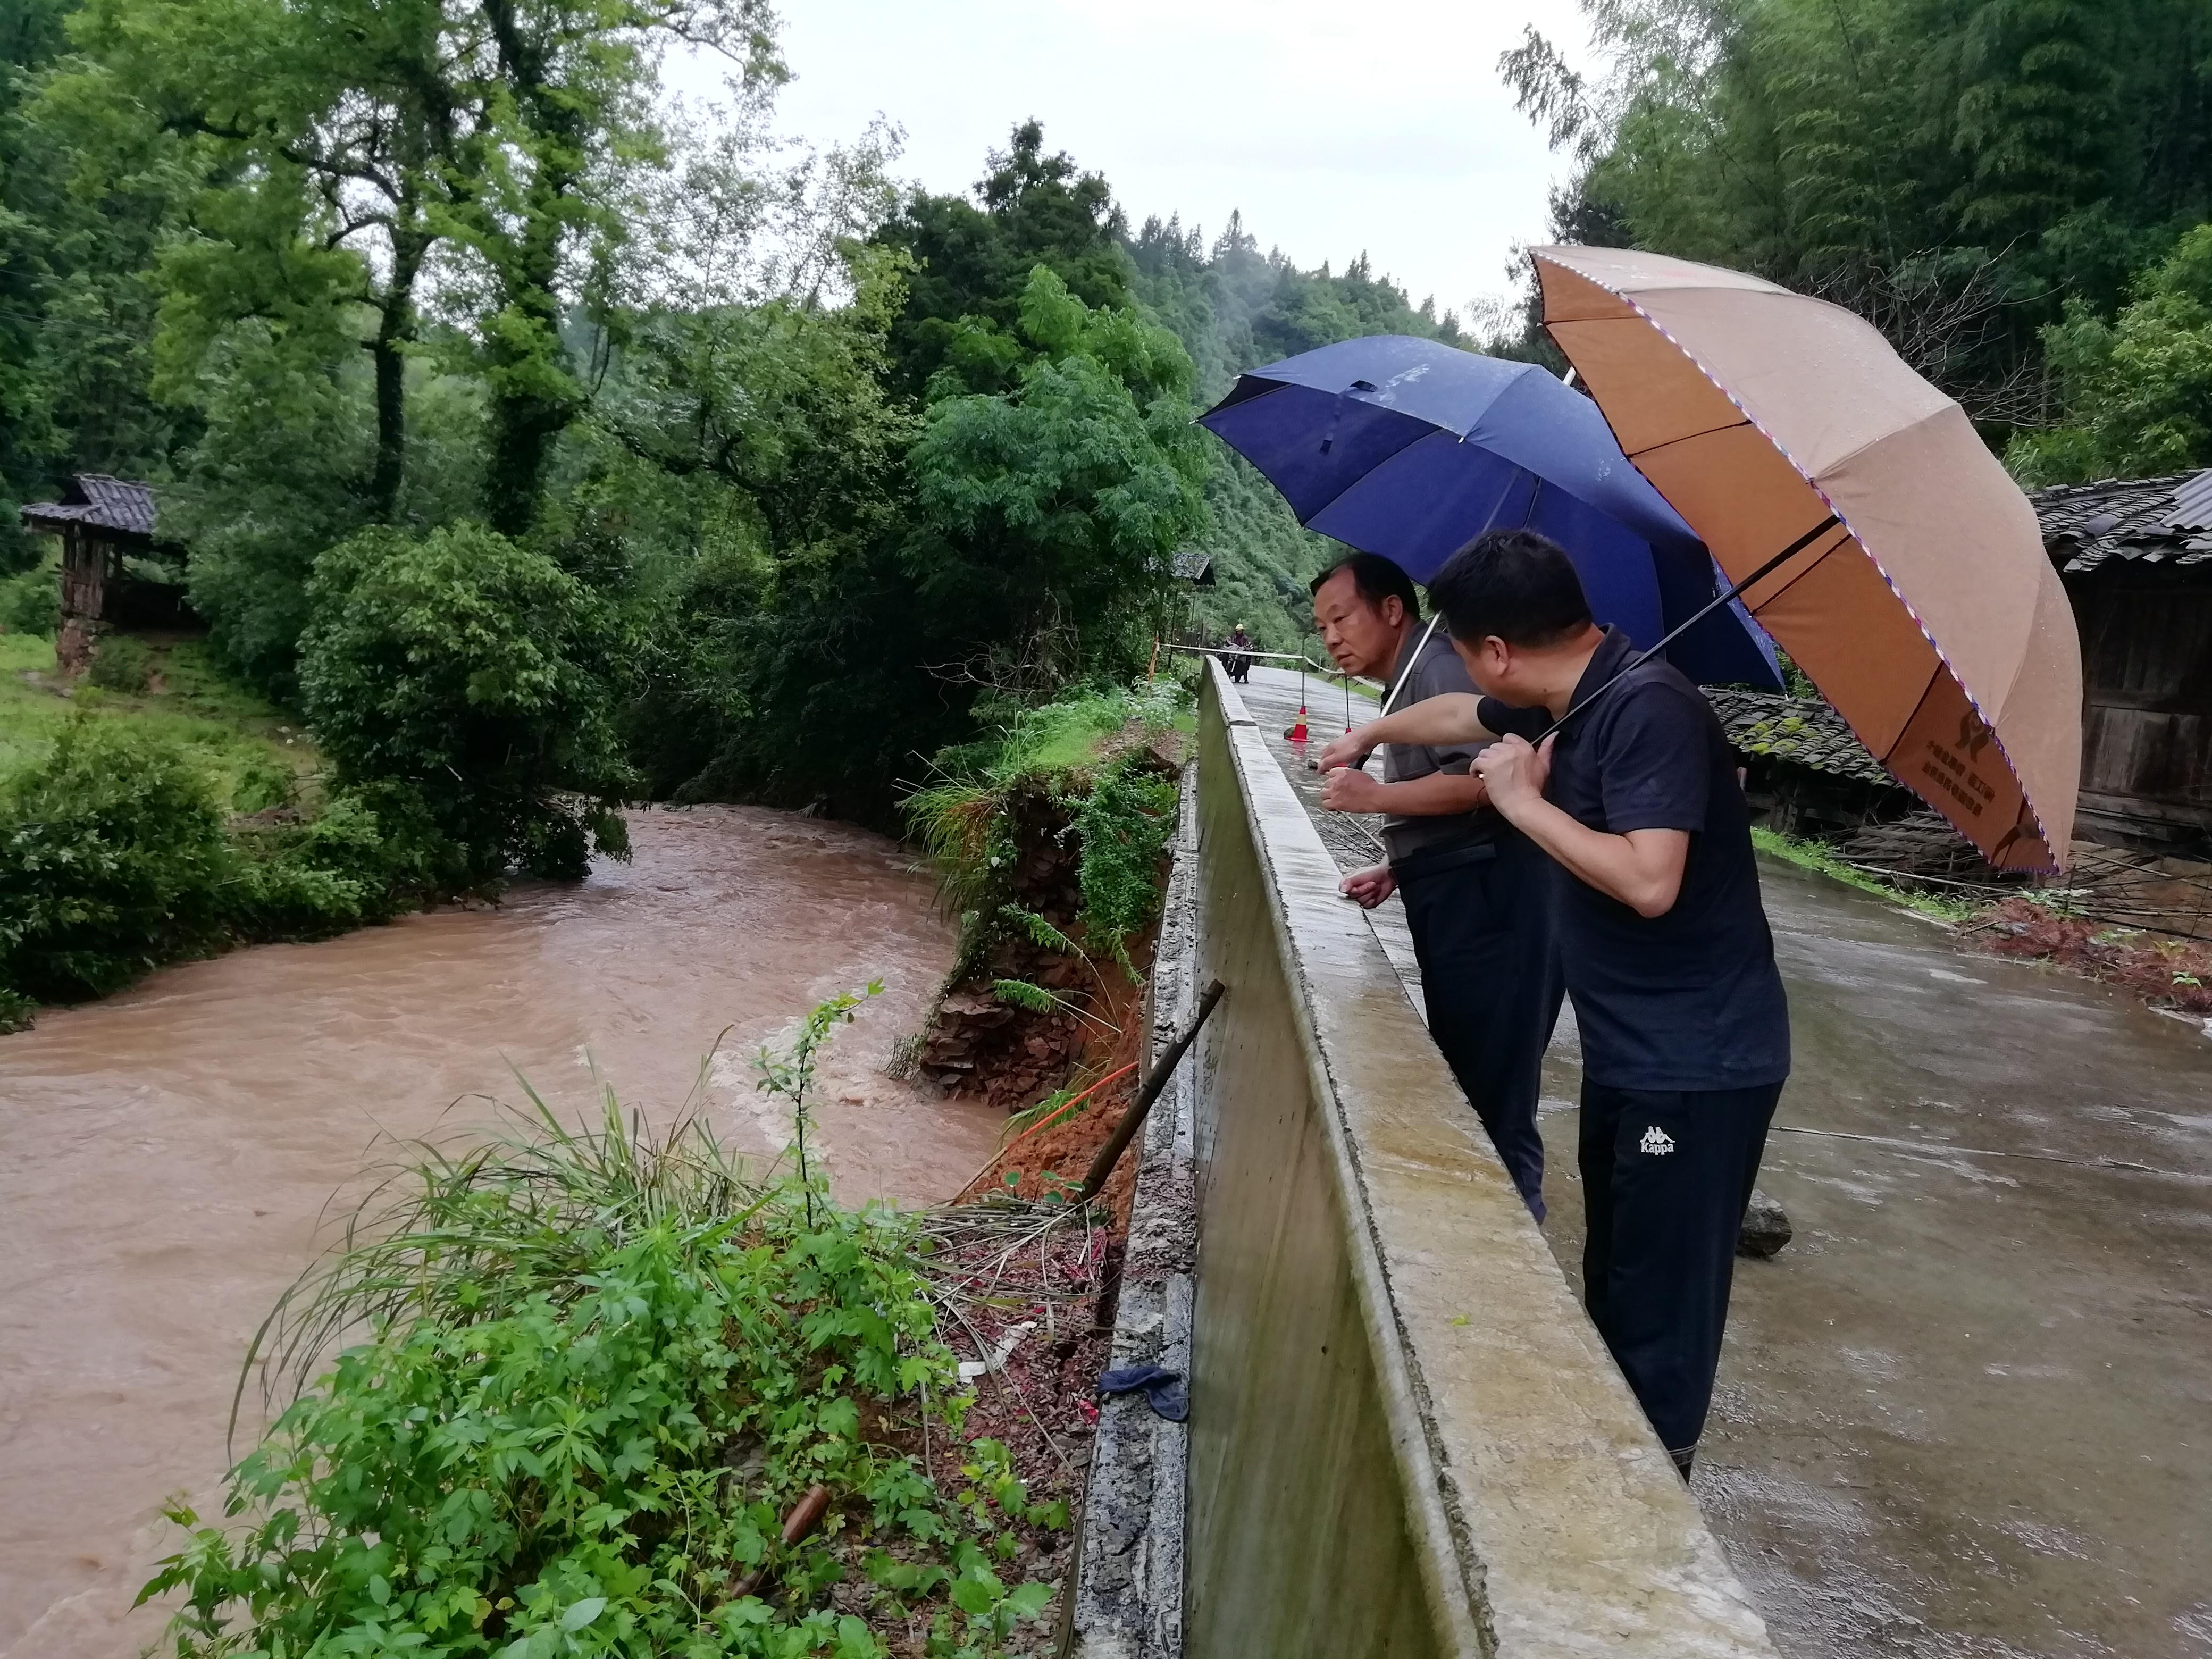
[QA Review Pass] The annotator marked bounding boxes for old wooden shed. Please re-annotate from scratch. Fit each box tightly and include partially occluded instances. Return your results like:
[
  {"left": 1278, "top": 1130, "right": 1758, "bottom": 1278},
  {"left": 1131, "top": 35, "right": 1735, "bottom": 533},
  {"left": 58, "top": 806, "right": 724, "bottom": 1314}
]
[
  {"left": 2031, "top": 471, "right": 2212, "bottom": 852},
  {"left": 17, "top": 474, "right": 181, "bottom": 672}
]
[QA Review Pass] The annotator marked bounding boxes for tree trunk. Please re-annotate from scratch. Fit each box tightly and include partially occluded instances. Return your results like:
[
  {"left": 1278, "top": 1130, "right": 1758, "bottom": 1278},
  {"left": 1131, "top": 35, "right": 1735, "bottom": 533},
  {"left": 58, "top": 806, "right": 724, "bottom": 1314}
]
[
  {"left": 367, "top": 224, "right": 429, "bottom": 522},
  {"left": 479, "top": 0, "right": 585, "bottom": 539}
]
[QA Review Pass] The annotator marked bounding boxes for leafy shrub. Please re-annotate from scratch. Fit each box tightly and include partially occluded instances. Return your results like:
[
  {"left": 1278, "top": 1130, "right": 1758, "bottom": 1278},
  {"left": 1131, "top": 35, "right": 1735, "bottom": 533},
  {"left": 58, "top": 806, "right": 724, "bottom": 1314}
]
[
  {"left": 907, "top": 683, "right": 1185, "bottom": 974},
  {"left": 1075, "top": 752, "right": 1178, "bottom": 958},
  {"left": 228, "top": 752, "right": 296, "bottom": 815},
  {"left": 300, "top": 523, "right": 634, "bottom": 885},
  {"left": 86, "top": 633, "right": 154, "bottom": 692},
  {"left": 143, "top": 1010, "right": 1062, "bottom": 1659},
  {"left": 0, "top": 722, "right": 440, "bottom": 1013},
  {"left": 0, "top": 568, "right": 57, "bottom": 637},
  {"left": 0, "top": 718, "right": 232, "bottom": 1002}
]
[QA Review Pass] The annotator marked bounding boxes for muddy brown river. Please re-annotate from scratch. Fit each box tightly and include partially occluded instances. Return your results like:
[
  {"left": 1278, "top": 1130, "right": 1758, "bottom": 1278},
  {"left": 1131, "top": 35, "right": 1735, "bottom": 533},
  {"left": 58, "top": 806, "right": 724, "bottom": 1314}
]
[{"left": 0, "top": 806, "right": 996, "bottom": 1659}]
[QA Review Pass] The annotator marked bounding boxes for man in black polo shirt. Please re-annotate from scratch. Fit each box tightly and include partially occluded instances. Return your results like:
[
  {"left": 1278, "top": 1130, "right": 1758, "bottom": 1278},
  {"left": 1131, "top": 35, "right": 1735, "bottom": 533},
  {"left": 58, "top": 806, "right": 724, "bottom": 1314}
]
[
  {"left": 1308, "top": 552, "right": 1562, "bottom": 1219},
  {"left": 1319, "top": 528, "right": 1790, "bottom": 1476}
]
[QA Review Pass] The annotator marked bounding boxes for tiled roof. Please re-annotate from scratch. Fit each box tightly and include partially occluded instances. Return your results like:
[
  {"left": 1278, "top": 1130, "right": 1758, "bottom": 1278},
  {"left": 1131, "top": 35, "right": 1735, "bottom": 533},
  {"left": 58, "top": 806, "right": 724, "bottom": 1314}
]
[
  {"left": 19, "top": 474, "right": 157, "bottom": 538},
  {"left": 2029, "top": 470, "right": 2212, "bottom": 573},
  {"left": 1171, "top": 549, "right": 1214, "bottom": 583},
  {"left": 1705, "top": 687, "right": 1898, "bottom": 785}
]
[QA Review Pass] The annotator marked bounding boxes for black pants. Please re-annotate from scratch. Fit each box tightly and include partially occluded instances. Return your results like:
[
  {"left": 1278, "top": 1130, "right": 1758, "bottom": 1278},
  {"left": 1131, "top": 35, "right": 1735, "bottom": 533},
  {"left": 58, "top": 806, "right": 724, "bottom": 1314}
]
[
  {"left": 1579, "top": 1078, "right": 1783, "bottom": 1459},
  {"left": 1393, "top": 834, "right": 1563, "bottom": 1220}
]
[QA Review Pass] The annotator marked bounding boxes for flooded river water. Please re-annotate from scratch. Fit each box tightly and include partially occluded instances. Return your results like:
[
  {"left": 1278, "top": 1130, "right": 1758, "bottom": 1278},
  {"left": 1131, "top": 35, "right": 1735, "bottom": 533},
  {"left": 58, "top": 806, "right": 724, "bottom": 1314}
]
[{"left": 0, "top": 806, "right": 995, "bottom": 1659}]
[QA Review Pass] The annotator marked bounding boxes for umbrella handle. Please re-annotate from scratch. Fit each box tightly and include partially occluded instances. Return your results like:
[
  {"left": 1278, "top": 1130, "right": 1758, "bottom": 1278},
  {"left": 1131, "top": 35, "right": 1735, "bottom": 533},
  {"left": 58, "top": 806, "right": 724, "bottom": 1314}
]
[{"left": 1537, "top": 515, "right": 1840, "bottom": 743}]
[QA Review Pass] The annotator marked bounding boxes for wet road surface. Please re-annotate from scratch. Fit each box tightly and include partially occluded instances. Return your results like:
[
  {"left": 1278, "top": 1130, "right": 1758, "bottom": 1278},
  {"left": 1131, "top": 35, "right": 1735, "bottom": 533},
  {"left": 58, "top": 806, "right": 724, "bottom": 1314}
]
[
  {"left": 0, "top": 805, "right": 993, "bottom": 1659},
  {"left": 1241, "top": 664, "right": 2212, "bottom": 1658}
]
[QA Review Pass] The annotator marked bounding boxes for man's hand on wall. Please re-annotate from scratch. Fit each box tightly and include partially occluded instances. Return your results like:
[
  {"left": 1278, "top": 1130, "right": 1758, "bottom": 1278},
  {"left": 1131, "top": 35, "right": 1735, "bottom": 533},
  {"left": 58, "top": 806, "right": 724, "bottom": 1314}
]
[
  {"left": 1339, "top": 863, "right": 1396, "bottom": 908},
  {"left": 1317, "top": 730, "right": 1375, "bottom": 773},
  {"left": 1320, "top": 765, "right": 1387, "bottom": 813}
]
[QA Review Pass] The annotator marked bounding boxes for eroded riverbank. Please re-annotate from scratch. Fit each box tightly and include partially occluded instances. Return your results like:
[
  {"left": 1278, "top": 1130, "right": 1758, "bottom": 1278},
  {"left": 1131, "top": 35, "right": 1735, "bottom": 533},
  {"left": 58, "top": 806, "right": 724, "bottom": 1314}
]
[{"left": 0, "top": 805, "right": 995, "bottom": 1659}]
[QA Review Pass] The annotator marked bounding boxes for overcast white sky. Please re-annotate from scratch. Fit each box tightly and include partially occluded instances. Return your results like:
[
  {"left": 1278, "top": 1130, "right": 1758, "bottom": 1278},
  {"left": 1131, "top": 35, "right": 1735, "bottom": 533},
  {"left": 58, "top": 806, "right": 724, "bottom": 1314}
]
[{"left": 705, "top": 0, "right": 1590, "bottom": 323}]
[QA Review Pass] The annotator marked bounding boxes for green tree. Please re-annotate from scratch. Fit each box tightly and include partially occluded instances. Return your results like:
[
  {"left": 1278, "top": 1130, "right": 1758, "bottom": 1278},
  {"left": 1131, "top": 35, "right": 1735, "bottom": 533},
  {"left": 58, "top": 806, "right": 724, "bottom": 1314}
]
[
  {"left": 905, "top": 266, "right": 1208, "bottom": 691},
  {"left": 0, "top": 5, "right": 199, "bottom": 567},
  {"left": 72, "top": 0, "right": 471, "bottom": 524},
  {"left": 1123, "top": 210, "right": 1470, "bottom": 646},
  {"left": 874, "top": 120, "right": 1134, "bottom": 397},
  {"left": 671, "top": 265, "right": 1208, "bottom": 824},
  {"left": 1496, "top": 0, "right": 2212, "bottom": 435},
  {"left": 298, "top": 522, "right": 633, "bottom": 882},
  {"left": 2009, "top": 223, "right": 2212, "bottom": 481},
  {"left": 449, "top": 0, "right": 784, "bottom": 535}
]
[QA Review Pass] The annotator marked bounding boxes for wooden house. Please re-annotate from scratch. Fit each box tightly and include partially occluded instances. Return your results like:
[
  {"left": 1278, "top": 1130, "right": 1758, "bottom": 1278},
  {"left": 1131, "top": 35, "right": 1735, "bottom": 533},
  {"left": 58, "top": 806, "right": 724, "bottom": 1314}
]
[
  {"left": 1705, "top": 685, "right": 1914, "bottom": 839},
  {"left": 17, "top": 474, "right": 181, "bottom": 672},
  {"left": 2031, "top": 471, "right": 2212, "bottom": 852}
]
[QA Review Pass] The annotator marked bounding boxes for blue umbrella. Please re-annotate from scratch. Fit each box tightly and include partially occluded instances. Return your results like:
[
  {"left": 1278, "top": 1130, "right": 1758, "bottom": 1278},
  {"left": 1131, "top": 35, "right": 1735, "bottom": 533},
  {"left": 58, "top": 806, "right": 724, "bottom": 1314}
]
[{"left": 1197, "top": 334, "right": 1781, "bottom": 690}]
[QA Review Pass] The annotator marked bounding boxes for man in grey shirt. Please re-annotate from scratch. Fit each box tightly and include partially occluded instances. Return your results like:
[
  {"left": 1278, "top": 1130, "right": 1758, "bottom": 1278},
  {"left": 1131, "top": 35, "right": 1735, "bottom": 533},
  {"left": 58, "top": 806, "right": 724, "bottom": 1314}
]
[{"left": 1312, "top": 552, "right": 1563, "bottom": 1218}]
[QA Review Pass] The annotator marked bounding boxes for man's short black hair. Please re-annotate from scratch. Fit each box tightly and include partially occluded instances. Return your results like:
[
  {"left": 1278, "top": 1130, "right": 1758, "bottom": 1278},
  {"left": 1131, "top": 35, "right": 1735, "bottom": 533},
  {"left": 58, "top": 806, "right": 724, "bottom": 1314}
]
[
  {"left": 1427, "top": 528, "right": 1594, "bottom": 648},
  {"left": 1309, "top": 551, "right": 1420, "bottom": 620}
]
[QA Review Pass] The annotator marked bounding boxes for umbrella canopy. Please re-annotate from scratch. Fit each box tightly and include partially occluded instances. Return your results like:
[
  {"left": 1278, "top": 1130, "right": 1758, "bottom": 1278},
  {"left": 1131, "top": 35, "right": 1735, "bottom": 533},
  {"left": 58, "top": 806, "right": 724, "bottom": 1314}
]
[
  {"left": 1532, "top": 246, "right": 2081, "bottom": 872},
  {"left": 1197, "top": 335, "right": 1781, "bottom": 690}
]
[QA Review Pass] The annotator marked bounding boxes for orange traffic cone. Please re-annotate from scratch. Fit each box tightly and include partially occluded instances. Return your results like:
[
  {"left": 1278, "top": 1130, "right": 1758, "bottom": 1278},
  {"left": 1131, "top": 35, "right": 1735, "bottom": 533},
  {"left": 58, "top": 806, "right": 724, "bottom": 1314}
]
[{"left": 1286, "top": 705, "right": 1309, "bottom": 744}]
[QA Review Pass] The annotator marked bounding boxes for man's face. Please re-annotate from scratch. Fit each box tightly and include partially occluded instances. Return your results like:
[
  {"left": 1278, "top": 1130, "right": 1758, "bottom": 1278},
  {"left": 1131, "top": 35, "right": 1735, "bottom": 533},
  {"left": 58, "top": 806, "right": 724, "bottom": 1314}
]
[{"left": 1312, "top": 569, "right": 1403, "bottom": 677}]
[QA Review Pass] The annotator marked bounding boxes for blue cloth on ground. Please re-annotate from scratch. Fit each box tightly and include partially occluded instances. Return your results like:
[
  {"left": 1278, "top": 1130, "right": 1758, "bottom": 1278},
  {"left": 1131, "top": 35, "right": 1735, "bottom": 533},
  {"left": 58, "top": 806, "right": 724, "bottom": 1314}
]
[{"left": 1097, "top": 1362, "right": 1189, "bottom": 1422}]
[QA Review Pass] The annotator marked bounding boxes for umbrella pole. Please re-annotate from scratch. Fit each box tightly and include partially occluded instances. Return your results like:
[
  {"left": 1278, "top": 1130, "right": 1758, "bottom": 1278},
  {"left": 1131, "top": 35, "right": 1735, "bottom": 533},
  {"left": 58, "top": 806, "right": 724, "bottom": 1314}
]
[
  {"left": 1538, "top": 515, "right": 1840, "bottom": 743},
  {"left": 1379, "top": 611, "right": 1443, "bottom": 718}
]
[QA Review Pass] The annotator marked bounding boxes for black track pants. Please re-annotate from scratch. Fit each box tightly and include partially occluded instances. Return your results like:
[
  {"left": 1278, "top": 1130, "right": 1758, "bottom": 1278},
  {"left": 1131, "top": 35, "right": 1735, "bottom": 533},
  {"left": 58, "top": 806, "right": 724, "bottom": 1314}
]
[
  {"left": 1393, "top": 834, "right": 1564, "bottom": 1220},
  {"left": 1578, "top": 1078, "right": 1783, "bottom": 1458}
]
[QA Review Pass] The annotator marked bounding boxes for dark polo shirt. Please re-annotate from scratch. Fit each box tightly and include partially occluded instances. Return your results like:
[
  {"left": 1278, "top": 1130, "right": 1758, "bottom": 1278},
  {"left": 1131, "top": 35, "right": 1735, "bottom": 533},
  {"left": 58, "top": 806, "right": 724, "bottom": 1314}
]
[
  {"left": 1480, "top": 627, "right": 1790, "bottom": 1092},
  {"left": 1380, "top": 625, "right": 1504, "bottom": 863}
]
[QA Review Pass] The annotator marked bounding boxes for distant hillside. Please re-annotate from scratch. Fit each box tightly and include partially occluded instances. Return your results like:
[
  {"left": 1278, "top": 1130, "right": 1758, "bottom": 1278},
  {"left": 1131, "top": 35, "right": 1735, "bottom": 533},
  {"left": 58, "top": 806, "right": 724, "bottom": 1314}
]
[{"left": 1125, "top": 214, "right": 1473, "bottom": 651}]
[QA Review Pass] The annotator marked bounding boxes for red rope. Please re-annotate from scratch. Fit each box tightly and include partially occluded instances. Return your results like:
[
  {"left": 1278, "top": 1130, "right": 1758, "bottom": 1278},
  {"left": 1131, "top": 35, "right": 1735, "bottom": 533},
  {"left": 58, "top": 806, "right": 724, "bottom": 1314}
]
[{"left": 1000, "top": 1062, "right": 1136, "bottom": 1157}]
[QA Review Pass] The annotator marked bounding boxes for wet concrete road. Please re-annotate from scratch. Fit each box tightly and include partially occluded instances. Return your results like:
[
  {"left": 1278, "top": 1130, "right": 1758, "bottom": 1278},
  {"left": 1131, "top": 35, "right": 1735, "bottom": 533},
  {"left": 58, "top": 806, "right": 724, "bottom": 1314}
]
[
  {"left": 1241, "top": 664, "right": 2212, "bottom": 1658},
  {"left": 0, "top": 806, "right": 993, "bottom": 1659}
]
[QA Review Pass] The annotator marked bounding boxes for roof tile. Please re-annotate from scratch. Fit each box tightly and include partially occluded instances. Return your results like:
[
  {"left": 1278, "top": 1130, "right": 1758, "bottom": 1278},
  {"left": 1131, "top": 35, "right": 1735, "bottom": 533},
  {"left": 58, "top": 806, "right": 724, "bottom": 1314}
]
[
  {"left": 1704, "top": 687, "right": 1899, "bottom": 785},
  {"left": 18, "top": 474, "right": 156, "bottom": 538}
]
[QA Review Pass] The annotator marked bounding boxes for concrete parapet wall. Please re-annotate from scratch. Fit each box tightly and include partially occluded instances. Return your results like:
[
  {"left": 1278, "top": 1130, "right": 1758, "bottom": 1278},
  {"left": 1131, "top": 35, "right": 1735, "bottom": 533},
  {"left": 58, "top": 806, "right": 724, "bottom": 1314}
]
[{"left": 1180, "top": 662, "right": 1775, "bottom": 1658}]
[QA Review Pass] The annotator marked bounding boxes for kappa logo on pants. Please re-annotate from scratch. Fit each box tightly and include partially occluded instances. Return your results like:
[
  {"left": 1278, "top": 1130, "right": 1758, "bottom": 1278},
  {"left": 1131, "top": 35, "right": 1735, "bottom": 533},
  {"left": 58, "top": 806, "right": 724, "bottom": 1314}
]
[{"left": 1639, "top": 1125, "right": 1677, "bottom": 1156}]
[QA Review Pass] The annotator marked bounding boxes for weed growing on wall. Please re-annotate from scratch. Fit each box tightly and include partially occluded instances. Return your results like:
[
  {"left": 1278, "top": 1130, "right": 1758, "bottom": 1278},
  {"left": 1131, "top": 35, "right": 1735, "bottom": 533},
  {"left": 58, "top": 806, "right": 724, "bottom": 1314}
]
[{"left": 140, "top": 997, "right": 1063, "bottom": 1658}]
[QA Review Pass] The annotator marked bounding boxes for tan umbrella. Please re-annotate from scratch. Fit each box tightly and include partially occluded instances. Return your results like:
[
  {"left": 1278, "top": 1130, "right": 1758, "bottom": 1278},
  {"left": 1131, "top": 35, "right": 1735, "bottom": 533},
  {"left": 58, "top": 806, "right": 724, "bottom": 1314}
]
[{"left": 1532, "top": 245, "right": 2081, "bottom": 872}]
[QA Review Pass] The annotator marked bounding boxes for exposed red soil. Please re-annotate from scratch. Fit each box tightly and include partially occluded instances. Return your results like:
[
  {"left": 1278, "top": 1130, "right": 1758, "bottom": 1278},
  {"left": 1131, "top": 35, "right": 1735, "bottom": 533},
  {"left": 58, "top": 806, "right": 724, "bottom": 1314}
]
[{"left": 1967, "top": 896, "right": 2212, "bottom": 1013}]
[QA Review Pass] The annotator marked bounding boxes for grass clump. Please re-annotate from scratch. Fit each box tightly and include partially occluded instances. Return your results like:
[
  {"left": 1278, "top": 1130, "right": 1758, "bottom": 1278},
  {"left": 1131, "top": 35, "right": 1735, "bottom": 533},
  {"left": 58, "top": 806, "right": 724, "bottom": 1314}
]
[
  {"left": 0, "top": 631, "right": 312, "bottom": 801},
  {"left": 905, "top": 681, "right": 1186, "bottom": 975},
  {"left": 1751, "top": 826, "right": 1975, "bottom": 921},
  {"left": 87, "top": 633, "right": 155, "bottom": 693},
  {"left": 141, "top": 999, "right": 1066, "bottom": 1659}
]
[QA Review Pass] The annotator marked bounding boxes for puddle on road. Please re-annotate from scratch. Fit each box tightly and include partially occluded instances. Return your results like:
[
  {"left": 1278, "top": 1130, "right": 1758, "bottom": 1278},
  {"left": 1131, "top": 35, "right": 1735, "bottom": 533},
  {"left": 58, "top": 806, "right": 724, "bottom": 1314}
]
[
  {"left": 0, "top": 805, "right": 995, "bottom": 1659},
  {"left": 1537, "top": 858, "right": 2212, "bottom": 1659}
]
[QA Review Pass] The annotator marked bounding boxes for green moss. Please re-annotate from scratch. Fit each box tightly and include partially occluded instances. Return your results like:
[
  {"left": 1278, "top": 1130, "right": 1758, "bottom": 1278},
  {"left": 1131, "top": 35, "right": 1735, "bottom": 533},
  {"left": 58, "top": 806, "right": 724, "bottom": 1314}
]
[{"left": 1751, "top": 826, "right": 1973, "bottom": 921}]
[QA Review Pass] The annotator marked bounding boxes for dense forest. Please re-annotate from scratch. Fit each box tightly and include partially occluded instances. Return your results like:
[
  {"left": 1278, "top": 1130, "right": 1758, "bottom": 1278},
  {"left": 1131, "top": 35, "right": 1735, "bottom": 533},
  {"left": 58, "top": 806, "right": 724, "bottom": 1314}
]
[
  {"left": 0, "top": 0, "right": 1477, "bottom": 1016},
  {"left": 1498, "top": 0, "right": 2212, "bottom": 480},
  {"left": 6, "top": 0, "right": 2210, "bottom": 1016}
]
